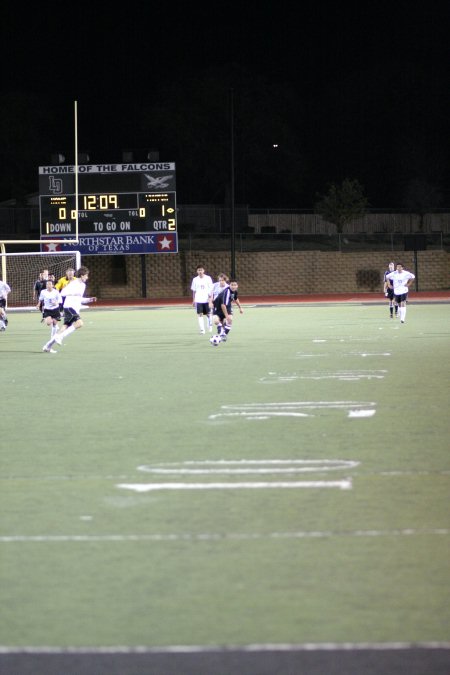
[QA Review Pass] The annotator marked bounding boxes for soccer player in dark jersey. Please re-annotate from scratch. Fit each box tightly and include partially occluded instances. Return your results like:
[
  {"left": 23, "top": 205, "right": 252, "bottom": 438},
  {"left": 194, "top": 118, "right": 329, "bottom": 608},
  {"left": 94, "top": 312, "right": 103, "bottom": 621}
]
[
  {"left": 34, "top": 269, "right": 49, "bottom": 309},
  {"left": 383, "top": 262, "right": 398, "bottom": 318},
  {"left": 212, "top": 280, "right": 243, "bottom": 341}
]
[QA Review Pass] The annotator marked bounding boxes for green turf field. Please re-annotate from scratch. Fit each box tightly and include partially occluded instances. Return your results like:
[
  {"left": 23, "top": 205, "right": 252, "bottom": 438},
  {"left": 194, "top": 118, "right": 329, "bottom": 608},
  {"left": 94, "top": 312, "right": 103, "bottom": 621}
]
[{"left": 1, "top": 302, "right": 449, "bottom": 648}]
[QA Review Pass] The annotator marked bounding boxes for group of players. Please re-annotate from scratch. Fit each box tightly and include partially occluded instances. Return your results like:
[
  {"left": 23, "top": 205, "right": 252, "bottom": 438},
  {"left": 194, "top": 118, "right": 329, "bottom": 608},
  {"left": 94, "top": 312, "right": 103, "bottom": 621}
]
[
  {"left": 3, "top": 264, "right": 240, "bottom": 349},
  {"left": 383, "top": 261, "right": 415, "bottom": 323},
  {"left": 34, "top": 266, "right": 96, "bottom": 353},
  {"left": 190, "top": 266, "right": 243, "bottom": 344},
  {"left": 1, "top": 261, "right": 413, "bottom": 350}
]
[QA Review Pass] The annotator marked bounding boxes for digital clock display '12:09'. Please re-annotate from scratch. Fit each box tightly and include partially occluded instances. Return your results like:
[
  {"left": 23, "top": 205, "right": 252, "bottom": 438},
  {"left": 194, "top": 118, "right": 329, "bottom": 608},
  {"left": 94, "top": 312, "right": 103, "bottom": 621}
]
[
  {"left": 82, "top": 194, "right": 137, "bottom": 210},
  {"left": 84, "top": 194, "right": 118, "bottom": 209}
]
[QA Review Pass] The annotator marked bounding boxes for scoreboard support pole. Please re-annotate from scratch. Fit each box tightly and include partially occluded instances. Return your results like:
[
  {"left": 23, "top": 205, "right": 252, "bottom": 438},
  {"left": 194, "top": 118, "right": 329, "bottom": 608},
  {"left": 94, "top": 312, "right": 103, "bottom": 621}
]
[
  {"left": 74, "top": 100, "right": 79, "bottom": 242},
  {"left": 140, "top": 255, "right": 147, "bottom": 298}
]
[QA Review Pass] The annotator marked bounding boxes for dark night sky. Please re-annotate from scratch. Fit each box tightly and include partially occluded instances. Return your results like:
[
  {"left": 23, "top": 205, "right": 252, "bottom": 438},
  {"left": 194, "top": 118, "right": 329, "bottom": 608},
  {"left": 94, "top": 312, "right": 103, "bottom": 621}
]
[{"left": 1, "top": 1, "right": 449, "bottom": 207}]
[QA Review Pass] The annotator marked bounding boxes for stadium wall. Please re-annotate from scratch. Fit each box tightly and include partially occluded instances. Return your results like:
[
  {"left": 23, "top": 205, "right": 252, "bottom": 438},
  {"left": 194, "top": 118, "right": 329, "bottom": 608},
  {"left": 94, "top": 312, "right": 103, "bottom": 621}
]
[{"left": 83, "top": 250, "right": 450, "bottom": 300}]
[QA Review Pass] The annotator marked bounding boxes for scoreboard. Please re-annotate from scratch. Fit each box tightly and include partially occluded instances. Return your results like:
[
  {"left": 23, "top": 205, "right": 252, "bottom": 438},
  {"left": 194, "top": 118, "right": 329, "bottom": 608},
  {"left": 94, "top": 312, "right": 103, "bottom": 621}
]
[{"left": 39, "top": 163, "right": 178, "bottom": 254}]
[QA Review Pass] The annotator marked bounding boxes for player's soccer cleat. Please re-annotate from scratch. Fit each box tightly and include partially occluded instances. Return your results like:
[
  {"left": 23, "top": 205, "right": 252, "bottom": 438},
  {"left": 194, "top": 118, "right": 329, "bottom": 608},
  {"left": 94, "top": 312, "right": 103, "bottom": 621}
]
[
  {"left": 199, "top": 329, "right": 205, "bottom": 334},
  {"left": 42, "top": 346, "right": 57, "bottom": 353},
  {"left": 208, "top": 326, "right": 213, "bottom": 332}
]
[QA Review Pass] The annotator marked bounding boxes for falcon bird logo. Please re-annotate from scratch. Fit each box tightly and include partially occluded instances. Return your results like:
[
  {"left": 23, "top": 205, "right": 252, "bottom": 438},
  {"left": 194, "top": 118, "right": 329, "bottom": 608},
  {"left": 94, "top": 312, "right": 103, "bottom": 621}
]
[{"left": 145, "top": 174, "right": 172, "bottom": 189}]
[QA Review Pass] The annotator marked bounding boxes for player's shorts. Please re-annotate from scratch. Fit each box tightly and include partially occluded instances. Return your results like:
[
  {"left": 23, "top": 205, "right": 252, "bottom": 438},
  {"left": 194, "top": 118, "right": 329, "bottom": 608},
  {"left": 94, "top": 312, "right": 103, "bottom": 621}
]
[
  {"left": 63, "top": 307, "right": 81, "bottom": 326},
  {"left": 213, "top": 302, "right": 232, "bottom": 321},
  {"left": 195, "top": 302, "right": 210, "bottom": 315},
  {"left": 394, "top": 292, "right": 408, "bottom": 304},
  {"left": 43, "top": 308, "right": 61, "bottom": 321},
  {"left": 214, "top": 309, "right": 226, "bottom": 322},
  {"left": 386, "top": 288, "right": 394, "bottom": 300}
]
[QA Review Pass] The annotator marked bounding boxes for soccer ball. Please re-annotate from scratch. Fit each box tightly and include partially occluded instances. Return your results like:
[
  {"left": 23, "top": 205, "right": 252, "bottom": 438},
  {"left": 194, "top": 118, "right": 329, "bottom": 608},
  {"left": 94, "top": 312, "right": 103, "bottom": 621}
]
[{"left": 209, "top": 334, "right": 221, "bottom": 346}]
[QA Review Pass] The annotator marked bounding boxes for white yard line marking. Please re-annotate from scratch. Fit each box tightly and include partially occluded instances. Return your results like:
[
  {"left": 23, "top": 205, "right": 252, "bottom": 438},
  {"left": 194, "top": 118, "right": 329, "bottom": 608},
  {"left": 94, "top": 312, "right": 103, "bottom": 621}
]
[
  {"left": 0, "top": 642, "right": 449, "bottom": 653},
  {"left": 348, "top": 410, "right": 376, "bottom": 417},
  {"left": 295, "top": 353, "right": 329, "bottom": 358},
  {"left": 209, "top": 401, "right": 376, "bottom": 420},
  {"left": 116, "top": 479, "right": 353, "bottom": 492},
  {"left": 313, "top": 336, "right": 381, "bottom": 343},
  {"left": 260, "top": 370, "right": 387, "bottom": 382},
  {"left": 295, "top": 352, "right": 392, "bottom": 358},
  {"left": 1, "top": 528, "right": 448, "bottom": 543},
  {"left": 347, "top": 351, "right": 391, "bottom": 356}
]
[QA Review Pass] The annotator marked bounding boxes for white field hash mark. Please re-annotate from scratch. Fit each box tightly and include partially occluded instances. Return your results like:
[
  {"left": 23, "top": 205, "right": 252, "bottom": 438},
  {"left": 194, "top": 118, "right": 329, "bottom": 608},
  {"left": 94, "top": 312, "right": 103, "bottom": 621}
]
[
  {"left": 208, "top": 401, "right": 376, "bottom": 420},
  {"left": 116, "top": 480, "right": 353, "bottom": 492},
  {"left": 137, "top": 459, "right": 360, "bottom": 474},
  {"left": 295, "top": 352, "right": 391, "bottom": 358},
  {"left": 119, "top": 460, "right": 359, "bottom": 492},
  {"left": 260, "top": 370, "right": 387, "bottom": 383}
]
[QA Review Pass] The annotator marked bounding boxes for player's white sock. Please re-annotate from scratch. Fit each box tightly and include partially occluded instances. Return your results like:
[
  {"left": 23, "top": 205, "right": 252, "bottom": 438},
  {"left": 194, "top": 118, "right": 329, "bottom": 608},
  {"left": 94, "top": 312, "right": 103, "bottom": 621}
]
[
  {"left": 198, "top": 316, "right": 205, "bottom": 331},
  {"left": 51, "top": 324, "right": 58, "bottom": 337},
  {"left": 401, "top": 306, "right": 406, "bottom": 321},
  {"left": 59, "top": 325, "right": 76, "bottom": 340}
]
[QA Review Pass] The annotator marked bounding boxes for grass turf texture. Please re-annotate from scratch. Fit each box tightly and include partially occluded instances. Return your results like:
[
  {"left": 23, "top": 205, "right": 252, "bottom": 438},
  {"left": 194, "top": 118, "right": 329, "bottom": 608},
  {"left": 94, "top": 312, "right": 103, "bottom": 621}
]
[{"left": 1, "top": 303, "right": 449, "bottom": 647}]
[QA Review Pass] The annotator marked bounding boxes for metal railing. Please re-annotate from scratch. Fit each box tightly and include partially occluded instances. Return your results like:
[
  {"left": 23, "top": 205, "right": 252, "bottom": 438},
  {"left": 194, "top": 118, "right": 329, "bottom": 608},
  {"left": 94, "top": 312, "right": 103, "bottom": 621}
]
[{"left": 179, "top": 231, "right": 447, "bottom": 253}]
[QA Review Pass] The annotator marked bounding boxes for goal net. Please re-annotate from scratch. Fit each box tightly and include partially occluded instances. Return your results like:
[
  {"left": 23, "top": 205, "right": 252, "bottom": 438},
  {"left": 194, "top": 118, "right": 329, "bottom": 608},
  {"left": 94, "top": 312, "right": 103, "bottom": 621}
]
[{"left": 0, "top": 250, "right": 81, "bottom": 309}]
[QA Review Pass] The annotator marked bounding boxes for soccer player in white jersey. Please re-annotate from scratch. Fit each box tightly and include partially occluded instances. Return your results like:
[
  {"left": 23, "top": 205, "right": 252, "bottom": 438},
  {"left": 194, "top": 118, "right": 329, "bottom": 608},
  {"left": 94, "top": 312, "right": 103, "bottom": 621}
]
[
  {"left": 190, "top": 265, "right": 213, "bottom": 334},
  {"left": 55, "top": 267, "right": 76, "bottom": 311},
  {"left": 0, "top": 279, "right": 11, "bottom": 331},
  {"left": 385, "top": 263, "right": 415, "bottom": 323},
  {"left": 42, "top": 267, "right": 96, "bottom": 352},
  {"left": 38, "top": 279, "right": 61, "bottom": 350}
]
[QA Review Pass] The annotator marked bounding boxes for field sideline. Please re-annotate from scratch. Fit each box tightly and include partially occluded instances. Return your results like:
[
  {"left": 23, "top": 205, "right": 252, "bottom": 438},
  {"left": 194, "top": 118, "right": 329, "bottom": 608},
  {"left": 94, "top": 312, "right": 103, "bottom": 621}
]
[
  {"left": 92, "top": 290, "right": 450, "bottom": 308},
  {"left": 1, "top": 295, "right": 449, "bottom": 675}
]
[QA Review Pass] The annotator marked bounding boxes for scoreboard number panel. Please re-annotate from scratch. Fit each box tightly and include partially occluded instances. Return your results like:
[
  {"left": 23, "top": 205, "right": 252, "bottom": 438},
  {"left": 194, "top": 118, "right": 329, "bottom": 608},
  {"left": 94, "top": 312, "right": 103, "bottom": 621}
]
[{"left": 39, "top": 163, "right": 177, "bottom": 238}]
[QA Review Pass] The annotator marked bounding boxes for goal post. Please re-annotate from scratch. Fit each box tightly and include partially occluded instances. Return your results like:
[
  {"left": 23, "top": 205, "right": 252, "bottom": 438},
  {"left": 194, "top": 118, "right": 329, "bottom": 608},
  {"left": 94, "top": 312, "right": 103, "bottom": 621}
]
[{"left": 0, "top": 248, "right": 81, "bottom": 309}]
